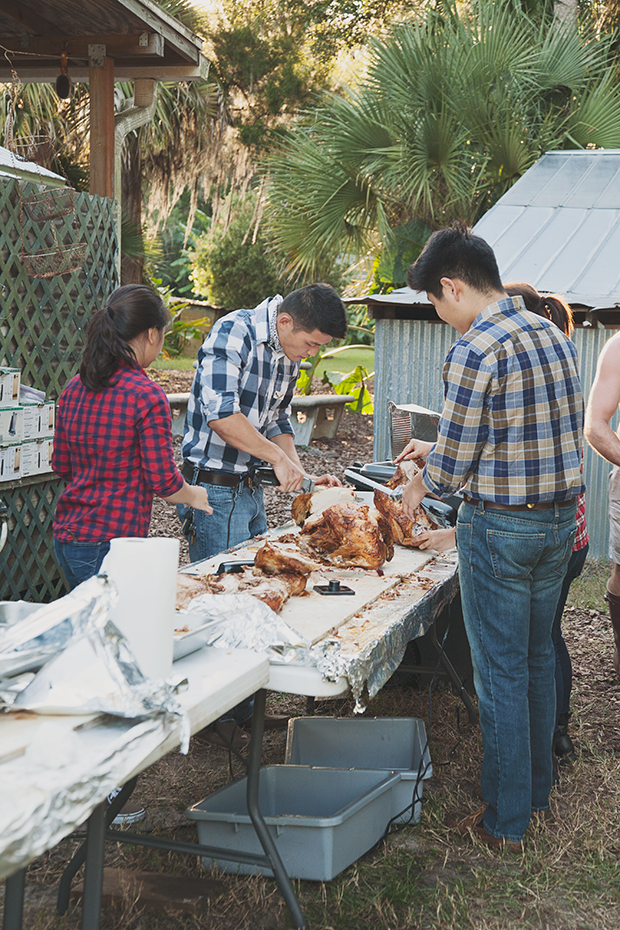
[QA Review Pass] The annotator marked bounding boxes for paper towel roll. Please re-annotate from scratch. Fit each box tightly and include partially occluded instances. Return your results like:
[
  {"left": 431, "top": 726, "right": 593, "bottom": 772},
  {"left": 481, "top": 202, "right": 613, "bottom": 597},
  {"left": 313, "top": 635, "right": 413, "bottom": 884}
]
[{"left": 101, "top": 537, "right": 179, "bottom": 680}]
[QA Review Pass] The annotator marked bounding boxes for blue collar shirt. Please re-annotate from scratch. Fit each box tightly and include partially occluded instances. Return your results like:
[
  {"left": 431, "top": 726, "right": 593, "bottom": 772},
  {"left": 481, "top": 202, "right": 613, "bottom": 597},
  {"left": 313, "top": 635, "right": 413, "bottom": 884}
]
[{"left": 181, "top": 296, "right": 299, "bottom": 474}]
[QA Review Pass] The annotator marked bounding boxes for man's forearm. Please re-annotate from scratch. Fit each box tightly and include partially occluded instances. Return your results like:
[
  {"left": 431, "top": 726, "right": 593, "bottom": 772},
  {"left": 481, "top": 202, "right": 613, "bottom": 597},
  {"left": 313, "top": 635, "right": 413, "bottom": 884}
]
[
  {"left": 270, "top": 431, "right": 303, "bottom": 469},
  {"left": 208, "top": 413, "right": 290, "bottom": 467},
  {"left": 585, "top": 419, "right": 620, "bottom": 466}
]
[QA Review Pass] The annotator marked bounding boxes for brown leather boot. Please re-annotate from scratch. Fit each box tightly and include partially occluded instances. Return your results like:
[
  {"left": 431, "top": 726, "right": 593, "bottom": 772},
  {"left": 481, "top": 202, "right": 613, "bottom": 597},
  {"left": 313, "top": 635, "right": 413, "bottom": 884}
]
[{"left": 604, "top": 587, "right": 620, "bottom": 678}]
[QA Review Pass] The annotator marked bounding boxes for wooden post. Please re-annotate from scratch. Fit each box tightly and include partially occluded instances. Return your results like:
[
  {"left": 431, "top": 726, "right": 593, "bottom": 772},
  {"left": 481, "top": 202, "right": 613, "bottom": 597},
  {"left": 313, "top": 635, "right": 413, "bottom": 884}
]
[{"left": 88, "top": 47, "right": 115, "bottom": 201}]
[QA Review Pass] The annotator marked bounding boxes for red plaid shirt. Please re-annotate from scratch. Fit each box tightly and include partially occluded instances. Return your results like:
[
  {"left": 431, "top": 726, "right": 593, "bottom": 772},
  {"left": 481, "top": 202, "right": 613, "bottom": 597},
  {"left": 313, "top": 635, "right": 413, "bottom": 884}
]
[
  {"left": 52, "top": 362, "right": 183, "bottom": 542},
  {"left": 574, "top": 493, "right": 588, "bottom": 551}
]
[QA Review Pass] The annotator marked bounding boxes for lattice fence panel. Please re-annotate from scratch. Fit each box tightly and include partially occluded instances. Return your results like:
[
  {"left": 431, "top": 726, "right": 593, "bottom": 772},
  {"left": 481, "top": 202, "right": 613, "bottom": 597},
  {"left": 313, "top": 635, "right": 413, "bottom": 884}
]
[
  {"left": 0, "top": 177, "right": 119, "bottom": 601},
  {"left": 0, "top": 179, "right": 118, "bottom": 401},
  {"left": 1, "top": 476, "right": 67, "bottom": 600}
]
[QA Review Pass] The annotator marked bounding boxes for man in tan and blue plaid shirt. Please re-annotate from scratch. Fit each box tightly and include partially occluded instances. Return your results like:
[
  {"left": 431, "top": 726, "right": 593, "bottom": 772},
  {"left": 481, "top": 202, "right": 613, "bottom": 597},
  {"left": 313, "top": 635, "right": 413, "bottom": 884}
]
[{"left": 401, "top": 221, "right": 584, "bottom": 853}]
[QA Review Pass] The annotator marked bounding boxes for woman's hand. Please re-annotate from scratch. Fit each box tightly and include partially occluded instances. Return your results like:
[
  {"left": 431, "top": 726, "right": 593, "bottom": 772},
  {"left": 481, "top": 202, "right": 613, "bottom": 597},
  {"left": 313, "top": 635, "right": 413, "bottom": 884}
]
[
  {"left": 164, "top": 481, "right": 213, "bottom": 514},
  {"left": 188, "top": 484, "right": 213, "bottom": 514}
]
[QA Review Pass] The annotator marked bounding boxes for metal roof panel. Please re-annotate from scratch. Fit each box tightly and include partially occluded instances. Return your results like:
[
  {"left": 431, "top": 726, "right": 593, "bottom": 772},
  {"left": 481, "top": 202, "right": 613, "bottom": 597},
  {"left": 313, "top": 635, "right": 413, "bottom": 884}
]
[{"left": 474, "top": 151, "right": 620, "bottom": 308}]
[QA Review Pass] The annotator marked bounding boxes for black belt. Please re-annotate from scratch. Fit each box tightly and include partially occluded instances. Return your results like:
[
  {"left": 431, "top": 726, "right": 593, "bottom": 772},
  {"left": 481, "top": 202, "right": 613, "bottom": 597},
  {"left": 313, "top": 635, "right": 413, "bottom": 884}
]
[
  {"left": 182, "top": 461, "right": 254, "bottom": 489},
  {"left": 463, "top": 494, "right": 567, "bottom": 512}
]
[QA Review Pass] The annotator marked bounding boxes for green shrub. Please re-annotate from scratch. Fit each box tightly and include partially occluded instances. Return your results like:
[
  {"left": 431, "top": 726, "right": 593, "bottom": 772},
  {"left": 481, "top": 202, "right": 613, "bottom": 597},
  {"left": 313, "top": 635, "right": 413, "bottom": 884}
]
[{"left": 189, "top": 191, "right": 288, "bottom": 309}]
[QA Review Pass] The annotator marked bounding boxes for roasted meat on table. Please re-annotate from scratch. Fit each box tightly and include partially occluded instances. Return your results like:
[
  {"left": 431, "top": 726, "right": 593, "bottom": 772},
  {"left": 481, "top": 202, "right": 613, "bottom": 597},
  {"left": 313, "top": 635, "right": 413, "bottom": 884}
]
[
  {"left": 298, "top": 502, "right": 394, "bottom": 570},
  {"left": 175, "top": 564, "right": 306, "bottom": 613},
  {"left": 291, "top": 487, "right": 357, "bottom": 526},
  {"left": 254, "top": 540, "right": 319, "bottom": 576},
  {"left": 373, "top": 489, "right": 439, "bottom": 547}
]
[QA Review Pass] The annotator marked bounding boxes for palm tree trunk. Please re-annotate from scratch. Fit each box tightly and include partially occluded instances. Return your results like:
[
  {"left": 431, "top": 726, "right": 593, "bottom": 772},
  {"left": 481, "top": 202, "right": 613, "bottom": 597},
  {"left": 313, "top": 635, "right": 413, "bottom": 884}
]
[
  {"left": 121, "top": 133, "right": 144, "bottom": 285},
  {"left": 554, "top": 0, "right": 579, "bottom": 27}
]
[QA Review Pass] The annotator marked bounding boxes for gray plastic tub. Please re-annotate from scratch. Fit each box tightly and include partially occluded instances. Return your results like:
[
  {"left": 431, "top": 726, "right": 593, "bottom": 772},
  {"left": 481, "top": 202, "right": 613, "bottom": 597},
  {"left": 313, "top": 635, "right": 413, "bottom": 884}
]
[
  {"left": 285, "top": 716, "right": 432, "bottom": 824},
  {"left": 186, "top": 765, "right": 400, "bottom": 881}
]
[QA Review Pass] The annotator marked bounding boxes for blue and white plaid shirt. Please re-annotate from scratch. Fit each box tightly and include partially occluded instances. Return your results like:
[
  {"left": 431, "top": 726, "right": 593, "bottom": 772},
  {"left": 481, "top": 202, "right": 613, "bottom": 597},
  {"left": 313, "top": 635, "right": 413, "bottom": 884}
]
[
  {"left": 423, "top": 296, "right": 585, "bottom": 505},
  {"left": 181, "top": 296, "right": 299, "bottom": 474}
]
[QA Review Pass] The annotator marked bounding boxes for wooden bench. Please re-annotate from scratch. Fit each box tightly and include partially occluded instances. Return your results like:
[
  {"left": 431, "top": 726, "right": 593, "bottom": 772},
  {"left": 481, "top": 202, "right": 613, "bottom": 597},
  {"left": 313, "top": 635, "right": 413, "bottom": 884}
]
[
  {"left": 290, "top": 393, "right": 354, "bottom": 446},
  {"left": 166, "top": 392, "right": 354, "bottom": 445}
]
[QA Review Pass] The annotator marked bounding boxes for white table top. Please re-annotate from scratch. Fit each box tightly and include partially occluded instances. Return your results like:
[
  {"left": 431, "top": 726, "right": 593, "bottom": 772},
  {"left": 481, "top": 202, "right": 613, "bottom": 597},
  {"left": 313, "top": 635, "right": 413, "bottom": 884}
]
[
  {"left": 181, "top": 528, "right": 458, "bottom": 703},
  {"left": 0, "top": 647, "right": 269, "bottom": 880}
]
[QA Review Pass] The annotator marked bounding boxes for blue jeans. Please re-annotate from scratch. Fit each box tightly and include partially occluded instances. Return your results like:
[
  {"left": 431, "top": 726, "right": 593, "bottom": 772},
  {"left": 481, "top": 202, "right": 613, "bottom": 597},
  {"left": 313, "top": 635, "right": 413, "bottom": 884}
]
[
  {"left": 456, "top": 499, "right": 577, "bottom": 841},
  {"left": 177, "top": 482, "right": 267, "bottom": 563},
  {"left": 551, "top": 543, "right": 588, "bottom": 722},
  {"left": 178, "top": 479, "right": 267, "bottom": 725},
  {"left": 53, "top": 538, "right": 111, "bottom": 592}
]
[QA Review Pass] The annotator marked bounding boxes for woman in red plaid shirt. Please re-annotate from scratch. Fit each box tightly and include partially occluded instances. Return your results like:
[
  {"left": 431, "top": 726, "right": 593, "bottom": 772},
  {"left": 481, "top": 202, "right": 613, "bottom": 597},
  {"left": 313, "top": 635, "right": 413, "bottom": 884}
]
[{"left": 52, "top": 284, "right": 212, "bottom": 590}]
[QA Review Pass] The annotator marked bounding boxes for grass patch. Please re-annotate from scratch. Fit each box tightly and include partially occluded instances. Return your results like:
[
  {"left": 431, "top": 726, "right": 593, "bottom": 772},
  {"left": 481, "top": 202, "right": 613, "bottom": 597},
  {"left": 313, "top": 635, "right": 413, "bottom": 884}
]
[
  {"left": 150, "top": 357, "right": 197, "bottom": 372},
  {"left": 567, "top": 557, "right": 608, "bottom": 610},
  {"left": 316, "top": 347, "right": 374, "bottom": 379}
]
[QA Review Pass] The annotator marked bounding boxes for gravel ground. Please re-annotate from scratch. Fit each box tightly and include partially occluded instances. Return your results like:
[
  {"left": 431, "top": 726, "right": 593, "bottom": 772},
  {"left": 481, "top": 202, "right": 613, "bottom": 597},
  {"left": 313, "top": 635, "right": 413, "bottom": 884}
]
[{"left": 147, "top": 369, "right": 374, "bottom": 565}]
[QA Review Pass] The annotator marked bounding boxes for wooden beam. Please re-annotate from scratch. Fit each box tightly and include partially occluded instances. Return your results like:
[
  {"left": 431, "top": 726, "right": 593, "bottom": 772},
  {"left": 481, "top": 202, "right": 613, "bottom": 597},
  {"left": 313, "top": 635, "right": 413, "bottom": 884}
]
[
  {"left": 0, "top": 58, "right": 210, "bottom": 82},
  {"left": 7, "top": 33, "right": 164, "bottom": 59},
  {"left": 113, "top": 0, "right": 201, "bottom": 62},
  {"left": 0, "top": 0, "right": 62, "bottom": 36},
  {"left": 89, "top": 54, "right": 115, "bottom": 201}
]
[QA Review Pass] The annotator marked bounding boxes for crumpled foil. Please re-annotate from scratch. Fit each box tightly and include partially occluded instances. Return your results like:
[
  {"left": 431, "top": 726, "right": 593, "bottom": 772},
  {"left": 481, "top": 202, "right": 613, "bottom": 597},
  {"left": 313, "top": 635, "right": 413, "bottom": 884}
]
[
  {"left": 180, "top": 593, "right": 310, "bottom": 663},
  {"left": 0, "top": 575, "right": 199, "bottom": 879},
  {"left": 0, "top": 575, "right": 189, "bottom": 751},
  {"left": 302, "top": 555, "right": 459, "bottom": 713},
  {"left": 0, "top": 713, "right": 168, "bottom": 880}
]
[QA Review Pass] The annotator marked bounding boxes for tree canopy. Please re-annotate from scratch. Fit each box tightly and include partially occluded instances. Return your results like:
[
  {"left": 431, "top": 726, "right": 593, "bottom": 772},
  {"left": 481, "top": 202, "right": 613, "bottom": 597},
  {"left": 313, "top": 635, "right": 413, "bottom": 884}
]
[{"left": 263, "top": 0, "right": 620, "bottom": 284}]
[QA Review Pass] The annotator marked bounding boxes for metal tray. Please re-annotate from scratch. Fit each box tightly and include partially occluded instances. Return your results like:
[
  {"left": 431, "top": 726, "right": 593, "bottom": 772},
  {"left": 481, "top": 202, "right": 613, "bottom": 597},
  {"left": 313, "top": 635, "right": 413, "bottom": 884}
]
[{"left": 173, "top": 619, "right": 214, "bottom": 662}]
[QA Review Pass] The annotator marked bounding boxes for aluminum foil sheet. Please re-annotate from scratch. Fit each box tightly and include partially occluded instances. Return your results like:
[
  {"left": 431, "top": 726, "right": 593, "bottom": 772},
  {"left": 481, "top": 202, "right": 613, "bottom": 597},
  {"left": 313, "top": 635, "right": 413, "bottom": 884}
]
[
  {"left": 180, "top": 593, "right": 310, "bottom": 663},
  {"left": 308, "top": 554, "right": 459, "bottom": 713},
  {"left": 0, "top": 713, "right": 168, "bottom": 880},
  {"left": 0, "top": 575, "right": 188, "bottom": 749},
  {"left": 0, "top": 576, "right": 112, "bottom": 678}
]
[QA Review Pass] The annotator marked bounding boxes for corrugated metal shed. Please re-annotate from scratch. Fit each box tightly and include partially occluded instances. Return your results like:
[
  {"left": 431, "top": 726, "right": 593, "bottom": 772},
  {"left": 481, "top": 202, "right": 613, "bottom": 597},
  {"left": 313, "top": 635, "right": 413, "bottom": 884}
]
[{"left": 474, "top": 149, "right": 620, "bottom": 310}]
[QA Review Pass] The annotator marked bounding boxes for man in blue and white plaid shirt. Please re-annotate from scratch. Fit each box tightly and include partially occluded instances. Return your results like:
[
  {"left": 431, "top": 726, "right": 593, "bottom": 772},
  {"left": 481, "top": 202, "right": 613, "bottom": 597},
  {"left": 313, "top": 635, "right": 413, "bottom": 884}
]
[
  {"left": 401, "top": 222, "right": 584, "bottom": 853},
  {"left": 179, "top": 283, "right": 347, "bottom": 563}
]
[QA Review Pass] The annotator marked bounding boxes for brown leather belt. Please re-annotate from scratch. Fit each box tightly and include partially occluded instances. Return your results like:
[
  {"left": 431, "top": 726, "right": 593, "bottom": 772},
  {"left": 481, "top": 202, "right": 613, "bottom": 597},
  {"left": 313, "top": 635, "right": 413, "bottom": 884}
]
[
  {"left": 462, "top": 494, "right": 556, "bottom": 511},
  {"left": 182, "top": 461, "right": 254, "bottom": 489}
]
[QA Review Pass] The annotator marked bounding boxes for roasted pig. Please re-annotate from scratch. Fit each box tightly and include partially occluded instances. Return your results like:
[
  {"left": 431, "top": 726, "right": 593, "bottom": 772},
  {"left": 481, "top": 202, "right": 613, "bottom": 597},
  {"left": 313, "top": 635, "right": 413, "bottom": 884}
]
[
  {"left": 299, "top": 502, "right": 394, "bottom": 570},
  {"left": 373, "top": 489, "right": 439, "bottom": 547},
  {"left": 254, "top": 540, "right": 319, "bottom": 576},
  {"left": 292, "top": 486, "right": 357, "bottom": 526}
]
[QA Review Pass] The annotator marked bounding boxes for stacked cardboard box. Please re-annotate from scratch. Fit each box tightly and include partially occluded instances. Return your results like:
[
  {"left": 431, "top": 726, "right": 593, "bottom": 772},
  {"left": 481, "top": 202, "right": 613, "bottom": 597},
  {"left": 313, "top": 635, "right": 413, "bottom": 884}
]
[{"left": 0, "top": 373, "right": 55, "bottom": 481}]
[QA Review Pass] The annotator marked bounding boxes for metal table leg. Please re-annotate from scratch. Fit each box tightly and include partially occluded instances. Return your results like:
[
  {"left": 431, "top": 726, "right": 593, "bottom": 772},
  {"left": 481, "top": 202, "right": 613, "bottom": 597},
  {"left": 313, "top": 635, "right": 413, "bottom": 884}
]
[
  {"left": 246, "top": 689, "right": 305, "bottom": 930},
  {"left": 80, "top": 801, "right": 107, "bottom": 930},
  {"left": 429, "top": 623, "right": 477, "bottom": 724},
  {"left": 57, "top": 778, "right": 137, "bottom": 916},
  {"left": 3, "top": 869, "right": 25, "bottom": 930}
]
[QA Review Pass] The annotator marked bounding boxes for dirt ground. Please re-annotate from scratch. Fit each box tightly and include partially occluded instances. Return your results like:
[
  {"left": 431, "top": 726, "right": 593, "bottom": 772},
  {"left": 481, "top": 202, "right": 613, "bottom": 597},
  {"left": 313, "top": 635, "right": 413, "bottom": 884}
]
[{"left": 4, "top": 369, "right": 619, "bottom": 930}]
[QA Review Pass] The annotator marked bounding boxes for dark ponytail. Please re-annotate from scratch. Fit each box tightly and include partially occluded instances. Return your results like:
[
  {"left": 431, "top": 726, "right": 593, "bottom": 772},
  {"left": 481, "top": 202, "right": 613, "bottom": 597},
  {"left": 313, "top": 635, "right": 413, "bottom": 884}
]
[
  {"left": 80, "top": 285, "right": 170, "bottom": 392},
  {"left": 504, "top": 282, "right": 574, "bottom": 338}
]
